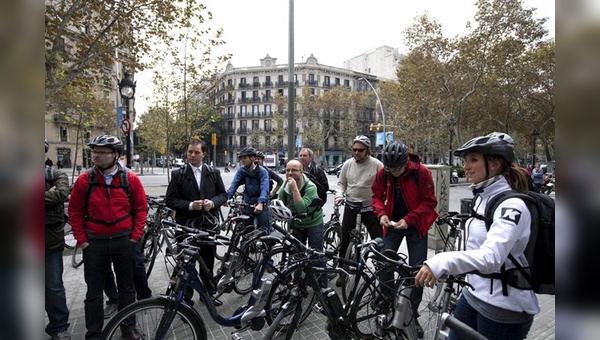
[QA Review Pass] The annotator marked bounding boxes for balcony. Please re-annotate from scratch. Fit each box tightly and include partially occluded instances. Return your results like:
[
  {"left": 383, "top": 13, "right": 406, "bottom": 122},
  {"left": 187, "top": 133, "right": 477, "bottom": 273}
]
[
  {"left": 237, "top": 127, "right": 249, "bottom": 134},
  {"left": 252, "top": 82, "right": 261, "bottom": 88},
  {"left": 262, "top": 111, "right": 273, "bottom": 117},
  {"left": 238, "top": 83, "right": 249, "bottom": 88},
  {"left": 262, "top": 96, "right": 272, "bottom": 102},
  {"left": 305, "top": 80, "right": 318, "bottom": 86},
  {"left": 263, "top": 82, "right": 273, "bottom": 88},
  {"left": 322, "top": 81, "right": 331, "bottom": 88}
]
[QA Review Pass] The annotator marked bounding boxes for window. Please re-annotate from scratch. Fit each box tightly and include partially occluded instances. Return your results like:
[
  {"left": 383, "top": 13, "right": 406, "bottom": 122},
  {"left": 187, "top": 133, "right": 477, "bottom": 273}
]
[
  {"left": 310, "top": 88, "right": 315, "bottom": 95},
  {"left": 252, "top": 105, "right": 259, "bottom": 115},
  {"left": 344, "top": 79, "right": 350, "bottom": 87},
  {"left": 335, "top": 78, "right": 340, "bottom": 85},
  {"left": 265, "top": 76, "right": 271, "bottom": 86},
  {"left": 240, "top": 136, "right": 247, "bottom": 148},
  {"left": 252, "top": 120, "right": 260, "bottom": 130},
  {"left": 228, "top": 106, "right": 233, "bottom": 115},
  {"left": 265, "top": 119, "right": 272, "bottom": 131},
  {"left": 265, "top": 89, "right": 271, "bottom": 100},
  {"left": 60, "top": 126, "right": 68, "bottom": 142},
  {"left": 308, "top": 74, "right": 315, "bottom": 84},
  {"left": 278, "top": 74, "right": 284, "bottom": 84},
  {"left": 228, "top": 79, "right": 233, "bottom": 87},
  {"left": 253, "top": 90, "right": 259, "bottom": 101},
  {"left": 240, "top": 105, "right": 247, "bottom": 116},
  {"left": 253, "top": 76, "right": 259, "bottom": 86},
  {"left": 240, "top": 78, "right": 246, "bottom": 87},
  {"left": 264, "top": 104, "right": 271, "bottom": 114},
  {"left": 324, "top": 76, "right": 330, "bottom": 86},
  {"left": 240, "top": 120, "right": 248, "bottom": 133},
  {"left": 241, "top": 91, "right": 247, "bottom": 100}
]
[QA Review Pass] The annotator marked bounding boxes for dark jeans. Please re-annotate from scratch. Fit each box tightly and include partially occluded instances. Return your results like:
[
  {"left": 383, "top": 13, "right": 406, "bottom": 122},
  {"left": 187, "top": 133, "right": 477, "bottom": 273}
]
[
  {"left": 382, "top": 226, "right": 428, "bottom": 317},
  {"left": 83, "top": 236, "right": 136, "bottom": 339},
  {"left": 242, "top": 205, "right": 271, "bottom": 232},
  {"left": 449, "top": 294, "right": 534, "bottom": 340},
  {"left": 339, "top": 206, "right": 382, "bottom": 258},
  {"left": 104, "top": 241, "right": 152, "bottom": 302},
  {"left": 291, "top": 223, "right": 327, "bottom": 288},
  {"left": 45, "top": 249, "right": 70, "bottom": 336}
]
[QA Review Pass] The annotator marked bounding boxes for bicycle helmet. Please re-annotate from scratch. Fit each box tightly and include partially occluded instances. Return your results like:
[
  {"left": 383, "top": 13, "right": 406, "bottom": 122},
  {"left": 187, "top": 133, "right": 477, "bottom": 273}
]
[
  {"left": 353, "top": 135, "right": 371, "bottom": 148},
  {"left": 382, "top": 141, "right": 409, "bottom": 168},
  {"left": 269, "top": 199, "right": 293, "bottom": 221},
  {"left": 45, "top": 139, "right": 49, "bottom": 153},
  {"left": 88, "top": 134, "right": 124, "bottom": 155},
  {"left": 255, "top": 151, "right": 265, "bottom": 159},
  {"left": 238, "top": 147, "right": 257, "bottom": 158},
  {"left": 454, "top": 132, "right": 515, "bottom": 164}
]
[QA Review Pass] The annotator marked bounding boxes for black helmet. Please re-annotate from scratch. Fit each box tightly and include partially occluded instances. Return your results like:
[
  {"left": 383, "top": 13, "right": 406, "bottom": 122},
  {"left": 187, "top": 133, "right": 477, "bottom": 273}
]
[
  {"left": 353, "top": 135, "right": 371, "bottom": 148},
  {"left": 88, "top": 134, "right": 124, "bottom": 155},
  {"left": 238, "top": 147, "right": 257, "bottom": 158},
  {"left": 382, "top": 141, "right": 409, "bottom": 168},
  {"left": 45, "top": 139, "right": 49, "bottom": 153},
  {"left": 454, "top": 132, "right": 515, "bottom": 164},
  {"left": 255, "top": 151, "right": 265, "bottom": 159}
]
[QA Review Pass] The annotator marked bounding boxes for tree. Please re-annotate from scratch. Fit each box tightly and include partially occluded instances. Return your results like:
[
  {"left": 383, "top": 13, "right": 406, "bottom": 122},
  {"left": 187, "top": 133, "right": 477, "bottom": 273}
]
[{"left": 45, "top": 0, "right": 229, "bottom": 100}]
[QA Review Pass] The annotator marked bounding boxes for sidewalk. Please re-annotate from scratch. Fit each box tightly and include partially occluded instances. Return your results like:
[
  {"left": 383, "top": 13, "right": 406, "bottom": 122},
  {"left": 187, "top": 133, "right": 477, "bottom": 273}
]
[{"left": 49, "top": 183, "right": 555, "bottom": 339}]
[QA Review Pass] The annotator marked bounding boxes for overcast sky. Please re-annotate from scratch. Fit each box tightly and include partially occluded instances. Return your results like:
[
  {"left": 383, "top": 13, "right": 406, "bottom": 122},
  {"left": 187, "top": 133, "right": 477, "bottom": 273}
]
[{"left": 135, "top": 0, "right": 554, "bottom": 114}]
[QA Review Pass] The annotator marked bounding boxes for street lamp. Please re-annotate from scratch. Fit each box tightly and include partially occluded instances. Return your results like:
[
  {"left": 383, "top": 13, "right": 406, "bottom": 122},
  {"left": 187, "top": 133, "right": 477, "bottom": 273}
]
[
  {"left": 118, "top": 71, "right": 136, "bottom": 168},
  {"left": 358, "top": 77, "right": 386, "bottom": 147},
  {"left": 447, "top": 117, "right": 456, "bottom": 166},
  {"left": 531, "top": 129, "right": 539, "bottom": 166}
]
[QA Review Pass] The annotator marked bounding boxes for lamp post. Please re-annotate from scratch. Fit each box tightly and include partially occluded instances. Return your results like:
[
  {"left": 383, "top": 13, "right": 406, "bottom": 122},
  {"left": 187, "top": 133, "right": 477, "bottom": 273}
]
[
  {"left": 358, "top": 77, "right": 386, "bottom": 147},
  {"left": 118, "top": 71, "right": 136, "bottom": 169},
  {"left": 447, "top": 117, "right": 456, "bottom": 166},
  {"left": 531, "top": 129, "right": 539, "bottom": 166}
]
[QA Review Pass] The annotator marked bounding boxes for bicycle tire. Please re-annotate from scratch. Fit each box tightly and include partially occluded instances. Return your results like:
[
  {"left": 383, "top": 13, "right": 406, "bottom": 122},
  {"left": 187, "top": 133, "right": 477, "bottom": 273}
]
[
  {"left": 100, "top": 297, "right": 208, "bottom": 340},
  {"left": 140, "top": 229, "right": 159, "bottom": 278},
  {"left": 420, "top": 280, "right": 460, "bottom": 340},
  {"left": 323, "top": 224, "right": 341, "bottom": 280},
  {"left": 342, "top": 242, "right": 359, "bottom": 303},
  {"left": 72, "top": 244, "right": 84, "bottom": 268},
  {"left": 265, "top": 263, "right": 316, "bottom": 328},
  {"left": 350, "top": 266, "right": 407, "bottom": 339},
  {"left": 63, "top": 217, "right": 77, "bottom": 250},
  {"left": 214, "top": 220, "right": 239, "bottom": 262},
  {"left": 261, "top": 298, "right": 302, "bottom": 340},
  {"left": 233, "top": 231, "right": 266, "bottom": 295}
]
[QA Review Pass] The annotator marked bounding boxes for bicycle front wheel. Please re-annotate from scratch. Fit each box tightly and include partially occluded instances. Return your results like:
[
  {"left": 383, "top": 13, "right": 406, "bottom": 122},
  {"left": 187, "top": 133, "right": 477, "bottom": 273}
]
[
  {"left": 140, "top": 230, "right": 159, "bottom": 278},
  {"left": 100, "top": 298, "right": 207, "bottom": 340},
  {"left": 63, "top": 216, "right": 77, "bottom": 250},
  {"left": 261, "top": 299, "right": 302, "bottom": 340},
  {"left": 265, "top": 265, "right": 316, "bottom": 328},
  {"left": 341, "top": 242, "right": 359, "bottom": 303}
]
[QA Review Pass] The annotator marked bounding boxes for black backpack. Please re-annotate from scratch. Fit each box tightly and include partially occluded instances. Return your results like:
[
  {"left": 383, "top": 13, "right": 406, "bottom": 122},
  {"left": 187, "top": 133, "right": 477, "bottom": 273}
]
[
  {"left": 85, "top": 167, "right": 134, "bottom": 225},
  {"left": 477, "top": 190, "right": 555, "bottom": 296},
  {"left": 304, "top": 168, "right": 328, "bottom": 204}
]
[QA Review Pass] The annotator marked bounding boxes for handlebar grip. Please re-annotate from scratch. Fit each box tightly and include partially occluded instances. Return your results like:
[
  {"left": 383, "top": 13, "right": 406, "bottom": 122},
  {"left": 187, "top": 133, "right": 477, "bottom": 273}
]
[
  {"left": 161, "top": 220, "right": 179, "bottom": 228},
  {"left": 441, "top": 313, "right": 489, "bottom": 340}
]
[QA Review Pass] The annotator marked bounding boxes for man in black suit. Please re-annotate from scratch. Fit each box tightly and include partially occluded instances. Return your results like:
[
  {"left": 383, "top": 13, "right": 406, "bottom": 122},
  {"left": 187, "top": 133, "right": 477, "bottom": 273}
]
[{"left": 165, "top": 138, "right": 227, "bottom": 304}]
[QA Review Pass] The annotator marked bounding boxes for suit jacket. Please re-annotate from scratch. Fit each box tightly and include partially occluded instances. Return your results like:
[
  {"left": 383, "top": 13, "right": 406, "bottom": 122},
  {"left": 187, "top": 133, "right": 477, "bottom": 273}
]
[{"left": 165, "top": 163, "right": 227, "bottom": 226}]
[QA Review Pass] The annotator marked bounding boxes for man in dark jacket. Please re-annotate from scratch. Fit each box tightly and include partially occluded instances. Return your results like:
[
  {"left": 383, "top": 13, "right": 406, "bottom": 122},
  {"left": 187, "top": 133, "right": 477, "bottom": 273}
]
[
  {"left": 45, "top": 139, "right": 72, "bottom": 340},
  {"left": 165, "top": 138, "right": 227, "bottom": 304},
  {"left": 298, "top": 148, "right": 329, "bottom": 203}
]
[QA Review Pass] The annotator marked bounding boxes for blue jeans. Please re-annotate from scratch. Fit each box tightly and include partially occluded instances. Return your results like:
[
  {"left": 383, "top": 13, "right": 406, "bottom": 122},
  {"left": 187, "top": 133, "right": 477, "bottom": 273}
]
[
  {"left": 83, "top": 236, "right": 136, "bottom": 339},
  {"left": 243, "top": 205, "right": 271, "bottom": 232},
  {"left": 383, "top": 226, "right": 428, "bottom": 316},
  {"left": 104, "top": 241, "right": 152, "bottom": 302},
  {"left": 449, "top": 294, "right": 534, "bottom": 340},
  {"left": 45, "top": 249, "right": 70, "bottom": 336},
  {"left": 292, "top": 223, "right": 327, "bottom": 288}
]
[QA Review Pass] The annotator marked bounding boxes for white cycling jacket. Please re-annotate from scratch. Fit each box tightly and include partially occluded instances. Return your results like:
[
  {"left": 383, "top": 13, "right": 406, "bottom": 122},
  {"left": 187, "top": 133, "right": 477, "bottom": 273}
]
[{"left": 424, "top": 177, "right": 540, "bottom": 315}]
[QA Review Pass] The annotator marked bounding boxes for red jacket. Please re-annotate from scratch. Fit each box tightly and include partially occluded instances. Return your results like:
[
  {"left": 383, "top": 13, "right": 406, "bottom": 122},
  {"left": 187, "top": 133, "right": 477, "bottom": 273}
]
[
  {"left": 371, "top": 154, "right": 438, "bottom": 238},
  {"left": 69, "top": 167, "right": 147, "bottom": 245}
]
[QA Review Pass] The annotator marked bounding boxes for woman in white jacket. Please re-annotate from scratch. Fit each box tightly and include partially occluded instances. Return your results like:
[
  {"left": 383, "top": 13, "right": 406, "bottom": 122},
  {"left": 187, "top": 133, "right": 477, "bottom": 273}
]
[{"left": 416, "top": 132, "right": 539, "bottom": 340}]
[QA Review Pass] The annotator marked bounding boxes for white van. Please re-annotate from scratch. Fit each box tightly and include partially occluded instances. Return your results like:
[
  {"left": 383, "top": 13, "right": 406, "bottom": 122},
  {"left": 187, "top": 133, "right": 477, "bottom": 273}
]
[{"left": 173, "top": 158, "right": 185, "bottom": 168}]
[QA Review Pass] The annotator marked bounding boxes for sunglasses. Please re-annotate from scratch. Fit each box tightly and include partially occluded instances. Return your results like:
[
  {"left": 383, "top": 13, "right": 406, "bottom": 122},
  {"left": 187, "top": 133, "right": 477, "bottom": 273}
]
[
  {"left": 352, "top": 148, "right": 366, "bottom": 153},
  {"left": 385, "top": 165, "right": 405, "bottom": 172}
]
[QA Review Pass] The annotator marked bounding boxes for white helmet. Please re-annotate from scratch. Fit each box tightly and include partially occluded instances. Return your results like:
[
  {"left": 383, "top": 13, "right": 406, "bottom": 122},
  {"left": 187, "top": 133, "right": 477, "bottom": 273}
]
[{"left": 269, "top": 199, "right": 293, "bottom": 221}]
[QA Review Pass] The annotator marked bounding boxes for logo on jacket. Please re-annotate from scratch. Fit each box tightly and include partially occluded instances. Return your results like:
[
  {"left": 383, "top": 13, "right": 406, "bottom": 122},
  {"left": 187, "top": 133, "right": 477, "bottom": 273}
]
[{"left": 500, "top": 207, "right": 521, "bottom": 224}]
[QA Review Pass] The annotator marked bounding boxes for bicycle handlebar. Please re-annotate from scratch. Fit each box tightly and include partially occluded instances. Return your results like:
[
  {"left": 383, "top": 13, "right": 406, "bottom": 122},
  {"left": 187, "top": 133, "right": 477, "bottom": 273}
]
[{"left": 441, "top": 313, "right": 489, "bottom": 340}]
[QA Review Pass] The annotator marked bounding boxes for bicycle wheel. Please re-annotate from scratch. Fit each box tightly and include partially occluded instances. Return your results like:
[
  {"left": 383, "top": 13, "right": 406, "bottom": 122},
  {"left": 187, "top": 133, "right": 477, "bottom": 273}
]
[
  {"left": 342, "top": 242, "right": 359, "bottom": 303},
  {"left": 140, "top": 229, "right": 159, "bottom": 278},
  {"left": 63, "top": 217, "right": 77, "bottom": 250},
  {"left": 350, "top": 266, "right": 406, "bottom": 339},
  {"left": 265, "top": 264, "right": 316, "bottom": 328},
  {"left": 323, "top": 224, "right": 340, "bottom": 280},
  {"left": 233, "top": 231, "right": 266, "bottom": 295},
  {"left": 100, "top": 297, "right": 207, "bottom": 340},
  {"left": 261, "top": 298, "right": 302, "bottom": 340},
  {"left": 419, "top": 280, "right": 460, "bottom": 340},
  {"left": 72, "top": 243, "right": 84, "bottom": 268},
  {"left": 214, "top": 220, "right": 238, "bottom": 262}
]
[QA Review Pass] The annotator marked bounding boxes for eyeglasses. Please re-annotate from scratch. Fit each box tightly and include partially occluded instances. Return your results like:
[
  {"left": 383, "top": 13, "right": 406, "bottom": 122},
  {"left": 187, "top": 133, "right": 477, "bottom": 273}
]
[
  {"left": 91, "top": 150, "right": 114, "bottom": 155},
  {"left": 285, "top": 169, "right": 301, "bottom": 173},
  {"left": 352, "top": 148, "right": 366, "bottom": 153},
  {"left": 385, "top": 165, "right": 405, "bottom": 173}
]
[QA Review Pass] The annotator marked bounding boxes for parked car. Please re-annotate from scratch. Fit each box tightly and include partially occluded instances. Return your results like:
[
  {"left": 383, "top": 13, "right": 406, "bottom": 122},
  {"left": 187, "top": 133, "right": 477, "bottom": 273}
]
[
  {"left": 326, "top": 164, "right": 342, "bottom": 175},
  {"left": 172, "top": 158, "right": 185, "bottom": 168}
]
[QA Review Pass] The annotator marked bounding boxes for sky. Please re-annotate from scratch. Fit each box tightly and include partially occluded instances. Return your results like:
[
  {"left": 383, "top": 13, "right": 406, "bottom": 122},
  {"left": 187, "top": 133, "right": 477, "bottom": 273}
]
[{"left": 135, "top": 0, "right": 555, "bottom": 115}]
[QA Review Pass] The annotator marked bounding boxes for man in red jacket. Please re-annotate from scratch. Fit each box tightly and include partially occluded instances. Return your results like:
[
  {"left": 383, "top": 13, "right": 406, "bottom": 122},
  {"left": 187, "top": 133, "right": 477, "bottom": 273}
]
[
  {"left": 69, "top": 135, "right": 147, "bottom": 340},
  {"left": 371, "top": 141, "right": 438, "bottom": 339}
]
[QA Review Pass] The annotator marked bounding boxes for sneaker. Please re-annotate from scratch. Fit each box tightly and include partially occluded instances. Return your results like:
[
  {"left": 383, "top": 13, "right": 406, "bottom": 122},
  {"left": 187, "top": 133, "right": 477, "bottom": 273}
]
[
  {"left": 122, "top": 328, "right": 142, "bottom": 340},
  {"left": 51, "top": 331, "right": 71, "bottom": 340},
  {"left": 415, "top": 318, "right": 424, "bottom": 339},
  {"left": 335, "top": 275, "right": 345, "bottom": 287},
  {"left": 104, "top": 302, "right": 118, "bottom": 319}
]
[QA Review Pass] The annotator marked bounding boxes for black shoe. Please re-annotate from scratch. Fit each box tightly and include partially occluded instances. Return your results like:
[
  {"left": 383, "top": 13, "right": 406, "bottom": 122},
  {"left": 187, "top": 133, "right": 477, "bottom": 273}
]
[
  {"left": 335, "top": 275, "right": 345, "bottom": 287},
  {"left": 122, "top": 328, "right": 142, "bottom": 340}
]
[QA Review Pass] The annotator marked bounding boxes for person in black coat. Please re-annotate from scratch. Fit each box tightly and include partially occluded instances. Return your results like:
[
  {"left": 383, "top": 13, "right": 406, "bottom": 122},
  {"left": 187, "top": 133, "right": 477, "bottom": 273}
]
[{"left": 165, "top": 138, "right": 227, "bottom": 305}]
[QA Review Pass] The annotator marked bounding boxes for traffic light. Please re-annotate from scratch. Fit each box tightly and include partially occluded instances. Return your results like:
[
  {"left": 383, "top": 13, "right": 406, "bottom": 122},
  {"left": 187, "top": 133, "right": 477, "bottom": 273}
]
[
  {"left": 369, "top": 123, "right": 374, "bottom": 131},
  {"left": 211, "top": 133, "right": 217, "bottom": 145},
  {"left": 377, "top": 123, "right": 381, "bottom": 131}
]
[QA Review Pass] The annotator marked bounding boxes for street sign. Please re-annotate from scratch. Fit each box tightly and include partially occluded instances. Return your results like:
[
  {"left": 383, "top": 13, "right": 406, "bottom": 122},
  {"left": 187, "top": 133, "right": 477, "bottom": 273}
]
[{"left": 121, "top": 118, "right": 132, "bottom": 134}]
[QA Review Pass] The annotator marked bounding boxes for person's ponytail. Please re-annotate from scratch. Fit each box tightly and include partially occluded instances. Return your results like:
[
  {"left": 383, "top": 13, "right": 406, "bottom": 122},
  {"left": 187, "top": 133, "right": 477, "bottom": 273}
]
[{"left": 505, "top": 163, "right": 529, "bottom": 193}]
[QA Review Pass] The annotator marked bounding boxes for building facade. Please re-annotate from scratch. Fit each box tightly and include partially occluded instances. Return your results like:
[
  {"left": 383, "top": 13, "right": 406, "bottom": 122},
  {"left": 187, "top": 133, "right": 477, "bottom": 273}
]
[
  {"left": 208, "top": 54, "right": 382, "bottom": 167},
  {"left": 343, "top": 45, "right": 404, "bottom": 80}
]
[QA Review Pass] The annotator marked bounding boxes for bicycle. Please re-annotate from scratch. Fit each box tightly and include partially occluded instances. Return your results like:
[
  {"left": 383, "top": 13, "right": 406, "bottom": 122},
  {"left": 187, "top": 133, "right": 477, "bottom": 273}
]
[
  {"left": 63, "top": 214, "right": 77, "bottom": 250},
  {"left": 420, "top": 212, "right": 471, "bottom": 339},
  {"left": 323, "top": 189, "right": 342, "bottom": 280},
  {"left": 261, "top": 223, "right": 420, "bottom": 340},
  {"left": 100, "top": 221, "right": 301, "bottom": 340},
  {"left": 140, "top": 195, "right": 176, "bottom": 278}
]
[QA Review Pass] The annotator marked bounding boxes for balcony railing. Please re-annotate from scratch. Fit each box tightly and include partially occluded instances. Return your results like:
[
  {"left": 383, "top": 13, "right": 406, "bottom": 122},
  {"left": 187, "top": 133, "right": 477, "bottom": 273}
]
[{"left": 263, "top": 81, "right": 273, "bottom": 88}]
